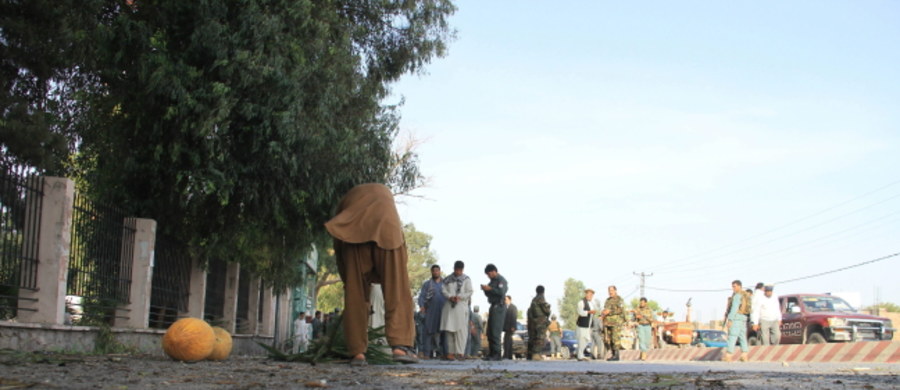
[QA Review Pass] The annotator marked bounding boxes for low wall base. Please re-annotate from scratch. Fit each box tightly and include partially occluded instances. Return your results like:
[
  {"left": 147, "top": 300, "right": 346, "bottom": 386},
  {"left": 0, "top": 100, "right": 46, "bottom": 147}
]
[
  {"left": 0, "top": 321, "right": 274, "bottom": 357},
  {"left": 619, "top": 341, "right": 899, "bottom": 363}
]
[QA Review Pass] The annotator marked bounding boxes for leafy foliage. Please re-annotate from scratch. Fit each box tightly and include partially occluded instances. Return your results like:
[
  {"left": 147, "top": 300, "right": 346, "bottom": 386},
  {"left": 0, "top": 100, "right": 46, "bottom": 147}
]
[
  {"left": 557, "top": 278, "right": 586, "bottom": 330},
  {"left": 629, "top": 297, "right": 661, "bottom": 312},
  {"left": 1, "top": 0, "right": 456, "bottom": 289}
]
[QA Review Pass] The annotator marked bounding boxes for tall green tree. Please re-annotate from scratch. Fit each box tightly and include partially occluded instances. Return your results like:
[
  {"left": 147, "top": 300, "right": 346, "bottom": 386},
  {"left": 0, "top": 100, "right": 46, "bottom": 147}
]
[
  {"left": 2, "top": 0, "right": 456, "bottom": 289},
  {"left": 558, "top": 278, "right": 585, "bottom": 330},
  {"left": 629, "top": 298, "right": 661, "bottom": 313}
]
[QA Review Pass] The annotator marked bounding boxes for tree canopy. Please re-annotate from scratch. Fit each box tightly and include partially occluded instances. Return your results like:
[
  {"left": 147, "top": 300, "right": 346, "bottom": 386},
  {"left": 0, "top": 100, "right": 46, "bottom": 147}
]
[
  {"left": 558, "top": 278, "right": 586, "bottom": 330},
  {"left": 1, "top": 0, "right": 456, "bottom": 289}
]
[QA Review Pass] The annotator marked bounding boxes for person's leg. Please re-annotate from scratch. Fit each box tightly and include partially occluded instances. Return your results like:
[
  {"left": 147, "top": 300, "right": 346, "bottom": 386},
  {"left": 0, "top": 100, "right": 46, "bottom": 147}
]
[
  {"left": 771, "top": 322, "right": 781, "bottom": 345},
  {"left": 336, "top": 243, "right": 374, "bottom": 359},
  {"left": 576, "top": 328, "right": 588, "bottom": 359},
  {"left": 760, "top": 320, "right": 771, "bottom": 346},
  {"left": 373, "top": 245, "right": 414, "bottom": 349},
  {"left": 503, "top": 330, "right": 513, "bottom": 359}
]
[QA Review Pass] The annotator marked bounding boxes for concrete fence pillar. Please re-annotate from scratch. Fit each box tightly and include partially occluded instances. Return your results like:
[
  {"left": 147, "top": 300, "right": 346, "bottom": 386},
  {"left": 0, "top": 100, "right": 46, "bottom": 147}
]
[
  {"left": 246, "top": 277, "right": 261, "bottom": 335},
  {"left": 185, "top": 258, "right": 207, "bottom": 319},
  {"left": 222, "top": 262, "right": 240, "bottom": 333},
  {"left": 17, "top": 177, "right": 74, "bottom": 325},
  {"left": 114, "top": 218, "right": 156, "bottom": 328},
  {"left": 259, "top": 286, "right": 275, "bottom": 336}
]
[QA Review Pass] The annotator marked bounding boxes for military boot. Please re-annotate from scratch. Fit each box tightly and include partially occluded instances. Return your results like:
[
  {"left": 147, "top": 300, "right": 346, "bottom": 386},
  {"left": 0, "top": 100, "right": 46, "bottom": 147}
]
[{"left": 607, "top": 349, "right": 619, "bottom": 361}]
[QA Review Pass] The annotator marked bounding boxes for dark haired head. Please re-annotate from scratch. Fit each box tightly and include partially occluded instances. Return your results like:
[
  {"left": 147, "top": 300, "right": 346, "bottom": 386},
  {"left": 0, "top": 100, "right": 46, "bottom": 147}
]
[
  {"left": 484, "top": 263, "right": 498, "bottom": 273},
  {"left": 640, "top": 297, "right": 647, "bottom": 303},
  {"left": 536, "top": 285, "right": 545, "bottom": 294},
  {"left": 454, "top": 260, "right": 465, "bottom": 270},
  {"left": 732, "top": 280, "right": 742, "bottom": 287},
  {"left": 431, "top": 264, "right": 441, "bottom": 271}
]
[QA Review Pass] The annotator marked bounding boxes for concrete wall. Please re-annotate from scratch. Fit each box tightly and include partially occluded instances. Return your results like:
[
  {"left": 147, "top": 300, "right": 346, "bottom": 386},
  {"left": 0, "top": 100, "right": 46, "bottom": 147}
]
[{"left": 0, "top": 321, "right": 273, "bottom": 356}]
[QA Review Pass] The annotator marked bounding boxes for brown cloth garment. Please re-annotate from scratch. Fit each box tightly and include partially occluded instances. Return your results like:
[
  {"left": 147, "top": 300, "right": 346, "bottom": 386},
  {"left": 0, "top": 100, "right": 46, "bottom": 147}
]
[{"left": 325, "top": 183, "right": 414, "bottom": 357}]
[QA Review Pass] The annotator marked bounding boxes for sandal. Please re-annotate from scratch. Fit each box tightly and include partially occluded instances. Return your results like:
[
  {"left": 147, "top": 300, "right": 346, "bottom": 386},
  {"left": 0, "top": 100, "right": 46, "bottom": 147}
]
[{"left": 391, "top": 346, "right": 419, "bottom": 364}]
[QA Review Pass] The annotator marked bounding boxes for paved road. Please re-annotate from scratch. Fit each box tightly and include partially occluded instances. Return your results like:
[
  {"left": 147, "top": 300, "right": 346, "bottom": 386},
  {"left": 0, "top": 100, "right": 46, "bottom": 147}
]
[{"left": 1, "top": 352, "right": 897, "bottom": 389}]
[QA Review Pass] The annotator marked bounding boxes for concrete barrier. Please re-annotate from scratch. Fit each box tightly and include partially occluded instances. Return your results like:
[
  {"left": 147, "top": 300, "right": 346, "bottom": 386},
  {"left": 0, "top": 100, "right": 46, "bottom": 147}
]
[{"left": 619, "top": 341, "right": 899, "bottom": 363}]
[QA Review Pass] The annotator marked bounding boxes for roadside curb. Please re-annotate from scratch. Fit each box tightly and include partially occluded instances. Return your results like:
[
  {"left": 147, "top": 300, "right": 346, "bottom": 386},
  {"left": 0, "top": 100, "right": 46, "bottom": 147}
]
[{"left": 619, "top": 341, "right": 899, "bottom": 363}]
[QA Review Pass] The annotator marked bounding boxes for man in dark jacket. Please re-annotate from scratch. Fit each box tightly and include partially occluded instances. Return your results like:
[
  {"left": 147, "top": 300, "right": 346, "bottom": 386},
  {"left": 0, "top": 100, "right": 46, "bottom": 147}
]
[
  {"left": 527, "top": 285, "right": 551, "bottom": 360},
  {"left": 503, "top": 295, "right": 518, "bottom": 360}
]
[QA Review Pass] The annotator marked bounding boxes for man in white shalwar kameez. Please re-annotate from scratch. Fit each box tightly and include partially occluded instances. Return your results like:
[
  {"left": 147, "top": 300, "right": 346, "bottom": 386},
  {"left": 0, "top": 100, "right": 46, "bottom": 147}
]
[{"left": 440, "top": 261, "right": 473, "bottom": 360}]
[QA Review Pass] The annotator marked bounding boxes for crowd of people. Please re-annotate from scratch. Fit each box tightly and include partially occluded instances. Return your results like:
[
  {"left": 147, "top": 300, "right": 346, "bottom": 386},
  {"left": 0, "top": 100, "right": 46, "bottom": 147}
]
[{"left": 315, "top": 183, "right": 777, "bottom": 365}]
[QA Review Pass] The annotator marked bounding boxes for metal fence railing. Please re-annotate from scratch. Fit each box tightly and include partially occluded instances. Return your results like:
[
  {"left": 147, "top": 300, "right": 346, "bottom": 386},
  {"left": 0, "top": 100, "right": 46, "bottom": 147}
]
[
  {"left": 149, "top": 236, "right": 191, "bottom": 329},
  {"left": 0, "top": 165, "right": 42, "bottom": 319},
  {"left": 203, "top": 259, "right": 227, "bottom": 327},
  {"left": 66, "top": 193, "right": 135, "bottom": 325}
]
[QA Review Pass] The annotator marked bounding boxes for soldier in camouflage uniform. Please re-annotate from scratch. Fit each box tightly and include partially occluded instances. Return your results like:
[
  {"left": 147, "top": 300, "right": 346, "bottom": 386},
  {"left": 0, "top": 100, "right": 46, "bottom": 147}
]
[
  {"left": 601, "top": 285, "right": 626, "bottom": 361},
  {"left": 526, "top": 285, "right": 551, "bottom": 360}
]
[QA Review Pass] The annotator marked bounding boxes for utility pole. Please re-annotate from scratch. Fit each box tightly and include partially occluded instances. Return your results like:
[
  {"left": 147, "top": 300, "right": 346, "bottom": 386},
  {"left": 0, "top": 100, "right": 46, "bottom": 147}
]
[{"left": 633, "top": 271, "right": 653, "bottom": 298}]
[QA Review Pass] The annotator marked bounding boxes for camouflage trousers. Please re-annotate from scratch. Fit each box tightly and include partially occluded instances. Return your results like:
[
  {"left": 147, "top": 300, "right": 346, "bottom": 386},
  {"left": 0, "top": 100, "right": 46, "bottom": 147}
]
[
  {"left": 604, "top": 325, "right": 621, "bottom": 351},
  {"left": 528, "top": 326, "right": 547, "bottom": 356}
]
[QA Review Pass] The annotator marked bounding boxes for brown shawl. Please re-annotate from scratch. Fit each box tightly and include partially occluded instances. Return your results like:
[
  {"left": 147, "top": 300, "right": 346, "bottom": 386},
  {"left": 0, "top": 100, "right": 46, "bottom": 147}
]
[{"left": 324, "top": 183, "right": 404, "bottom": 250}]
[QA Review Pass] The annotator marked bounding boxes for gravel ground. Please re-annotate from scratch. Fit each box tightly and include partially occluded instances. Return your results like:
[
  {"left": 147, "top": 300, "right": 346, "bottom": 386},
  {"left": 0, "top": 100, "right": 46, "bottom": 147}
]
[{"left": 0, "top": 351, "right": 897, "bottom": 389}]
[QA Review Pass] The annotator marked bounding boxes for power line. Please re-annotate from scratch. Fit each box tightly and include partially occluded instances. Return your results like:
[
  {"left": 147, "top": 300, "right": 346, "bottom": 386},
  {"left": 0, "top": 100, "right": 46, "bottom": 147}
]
[
  {"left": 633, "top": 271, "right": 653, "bottom": 298},
  {"left": 650, "top": 179, "right": 900, "bottom": 273},
  {"left": 645, "top": 251, "right": 900, "bottom": 293}
]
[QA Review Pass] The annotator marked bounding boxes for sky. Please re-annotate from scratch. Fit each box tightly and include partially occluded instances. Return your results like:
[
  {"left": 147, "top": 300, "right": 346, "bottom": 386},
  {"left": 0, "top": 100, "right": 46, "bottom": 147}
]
[{"left": 390, "top": 0, "right": 900, "bottom": 325}]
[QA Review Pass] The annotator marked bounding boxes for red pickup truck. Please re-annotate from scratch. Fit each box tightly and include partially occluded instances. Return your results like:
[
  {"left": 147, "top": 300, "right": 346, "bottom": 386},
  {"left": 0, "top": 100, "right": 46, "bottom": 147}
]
[{"left": 749, "top": 293, "right": 894, "bottom": 344}]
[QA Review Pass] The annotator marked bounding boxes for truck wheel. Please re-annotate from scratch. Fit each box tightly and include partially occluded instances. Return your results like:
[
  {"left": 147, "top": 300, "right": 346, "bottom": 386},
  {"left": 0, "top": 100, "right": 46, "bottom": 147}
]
[{"left": 807, "top": 332, "right": 826, "bottom": 344}]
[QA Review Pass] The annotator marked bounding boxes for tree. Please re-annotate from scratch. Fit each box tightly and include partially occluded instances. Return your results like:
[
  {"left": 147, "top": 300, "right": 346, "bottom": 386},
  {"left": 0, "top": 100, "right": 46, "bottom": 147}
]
[
  {"left": 629, "top": 298, "right": 661, "bottom": 313},
  {"left": 558, "top": 278, "right": 586, "bottom": 330},
  {"left": 404, "top": 223, "right": 440, "bottom": 297},
  {"left": 864, "top": 302, "right": 900, "bottom": 313},
  {"left": 1, "top": 0, "right": 456, "bottom": 289}
]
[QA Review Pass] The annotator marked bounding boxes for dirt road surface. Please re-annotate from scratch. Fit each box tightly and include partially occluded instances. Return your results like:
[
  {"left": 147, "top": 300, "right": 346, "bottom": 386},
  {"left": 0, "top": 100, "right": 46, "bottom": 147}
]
[{"left": 1, "top": 352, "right": 897, "bottom": 389}]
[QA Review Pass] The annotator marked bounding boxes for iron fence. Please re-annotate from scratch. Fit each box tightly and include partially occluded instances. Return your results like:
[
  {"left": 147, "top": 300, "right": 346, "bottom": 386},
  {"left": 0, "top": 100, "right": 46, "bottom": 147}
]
[
  {"left": 203, "top": 259, "right": 227, "bottom": 326},
  {"left": 149, "top": 236, "right": 191, "bottom": 329},
  {"left": 0, "top": 165, "right": 42, "bottom": 319},
  {"left": 66, "top": 193, "right": 135, "bottom": 325}
]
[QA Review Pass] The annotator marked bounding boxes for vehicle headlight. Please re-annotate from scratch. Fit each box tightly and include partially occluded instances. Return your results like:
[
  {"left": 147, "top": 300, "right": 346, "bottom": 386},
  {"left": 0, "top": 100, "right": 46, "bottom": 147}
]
[{"left": 827, "top": 317, "right": 847, "bottom": 327}]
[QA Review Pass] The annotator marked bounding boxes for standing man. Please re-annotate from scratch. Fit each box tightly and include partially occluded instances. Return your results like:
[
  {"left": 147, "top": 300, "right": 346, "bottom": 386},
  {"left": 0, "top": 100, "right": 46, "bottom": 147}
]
[
  {"left": 502, "top": 295, "right": 518, "bottom": 360},
  {"left": 723, "top": 280, "right": 752, "bottom": 362},
  {"left": 417, "top": 265, "right": 446, "bottom": 359},
  {"left": 634, "top": 297, "right": 656, "bottom": 361},
  {"left": 590, "top": 311, "right": 605, "bottom": 360},
  {"left": 575, "top": 288, "right": 596, "bottom": 361},
  {"left": 466, "top": 305, "right": 483, "bottom": 359},
  {"left": 311, "top": 311, "right": 323, "bottom": 341},
  {"left": 440, "top": 261, "right": 473, "bottom": 360},
  {"left": 602, "top": 285, "right": 626, "bottom": 361},
  {"left": 325, "top": 183, "right": 418, "bottom": 365},
  {"left": 481, "top": 264, "right": 508, "bottom": 361},
  {"left": 547, "top": 315, "right": 562, "bottom": 359},
  {"left": 526, "top": 285, "right": 551, "bottom": 360},
  {"left": 751, "top": 285, "right": 782, "bottom": 346}
]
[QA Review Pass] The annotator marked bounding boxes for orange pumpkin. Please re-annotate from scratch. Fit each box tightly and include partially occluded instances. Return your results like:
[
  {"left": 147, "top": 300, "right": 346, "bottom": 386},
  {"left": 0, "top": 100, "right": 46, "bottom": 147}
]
[
  {"left": 207, "top": 326, "right": 233, "bottom": 361},
  {"left": 162, "top": 318, "right": 216, "bottom": 362}
]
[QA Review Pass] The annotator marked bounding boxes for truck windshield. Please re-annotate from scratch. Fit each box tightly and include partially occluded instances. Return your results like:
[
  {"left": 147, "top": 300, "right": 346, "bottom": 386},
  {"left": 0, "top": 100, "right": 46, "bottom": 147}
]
[{"left": 801, "top": 296, "right": 855, "bottom": 313}]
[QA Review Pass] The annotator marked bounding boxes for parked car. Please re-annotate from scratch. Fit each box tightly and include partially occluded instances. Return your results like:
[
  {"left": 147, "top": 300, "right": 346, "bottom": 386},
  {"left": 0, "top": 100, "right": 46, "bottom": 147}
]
[
  {"left": 541, "top": 329, "right": 591, "bottom": 359},
  {"left": 692, "top": 329, "right": 727, "bottom": 348},
  {"left": 481, "top": 321, "right": 528, "bottom": 358},
  {"left": 749, "top": 293, "right": 895, "bottom": 345}
]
